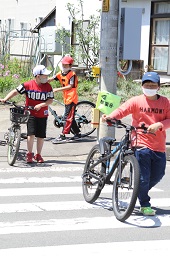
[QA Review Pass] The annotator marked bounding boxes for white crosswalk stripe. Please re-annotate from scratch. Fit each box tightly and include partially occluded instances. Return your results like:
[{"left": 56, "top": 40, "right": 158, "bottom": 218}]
[
  {"left": 0, "top": 240, "right": 170, "bottom": 256},
  {"left": 0, "top": 166, "right": 170, "bottom": 255}
]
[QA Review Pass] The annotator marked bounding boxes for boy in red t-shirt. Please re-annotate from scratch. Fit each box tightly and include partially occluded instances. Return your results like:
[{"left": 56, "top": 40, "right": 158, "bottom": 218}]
[
  {"left": 102, "top": 72, "right": 170, "bottom": 216},
  {"left": 0, "top": 65, "right": 54, "bottom": 163}
]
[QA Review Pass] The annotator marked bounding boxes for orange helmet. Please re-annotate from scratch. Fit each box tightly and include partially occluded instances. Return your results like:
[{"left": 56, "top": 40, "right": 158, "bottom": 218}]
[{"left": 61, "top": 56, "right": 74, "bottom": 65}]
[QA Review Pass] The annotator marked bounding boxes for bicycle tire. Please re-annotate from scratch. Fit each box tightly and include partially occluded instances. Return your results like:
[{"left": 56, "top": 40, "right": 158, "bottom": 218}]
[
  {"left": 112, "top": 155, "right": 140, "bottom": 222},
  {"left": 82, "top": 144, "right": 106, "bottom": 203},
  {"left": 7, "top": 127, "right": 21, "bottom": 166},
  {"left": 71, "top": 100, "right": 96, "bottom": 137}
]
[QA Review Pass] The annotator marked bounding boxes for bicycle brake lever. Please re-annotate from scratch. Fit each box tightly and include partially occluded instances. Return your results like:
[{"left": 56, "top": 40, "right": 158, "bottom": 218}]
[{"left": 106, "top": 120, "right": 112, "bottom": 126}]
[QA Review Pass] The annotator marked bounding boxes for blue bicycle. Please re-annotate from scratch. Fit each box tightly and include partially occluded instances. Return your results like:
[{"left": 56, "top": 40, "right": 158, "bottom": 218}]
[{"left": 82, "top": 119, "right": 152, "bottom": 222}]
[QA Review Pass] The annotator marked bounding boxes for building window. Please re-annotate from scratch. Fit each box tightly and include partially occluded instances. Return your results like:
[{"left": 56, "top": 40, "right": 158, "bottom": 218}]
[
  {"left": 154, "top": 2, "right": 170, "bottom": 14},
  {"left": 150, "top": 2, "right": 170, "bottom": 72}
]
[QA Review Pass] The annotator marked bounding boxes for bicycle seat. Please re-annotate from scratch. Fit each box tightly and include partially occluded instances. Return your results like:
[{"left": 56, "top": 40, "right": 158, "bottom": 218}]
[
  {"left": 99, "top": 137, "right": 116, "bottom": 155},
  {"left": 101, "top": 137, "right": 116, "bottom": 144}
]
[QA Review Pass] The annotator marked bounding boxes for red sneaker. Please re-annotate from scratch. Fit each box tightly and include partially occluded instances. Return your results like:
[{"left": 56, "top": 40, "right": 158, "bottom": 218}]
[
  {"left": 26, "top": 152, "right": 34, "bottom": 163},
  {"left": 34, "top": 154, "right": 44, "bottom": 163}
]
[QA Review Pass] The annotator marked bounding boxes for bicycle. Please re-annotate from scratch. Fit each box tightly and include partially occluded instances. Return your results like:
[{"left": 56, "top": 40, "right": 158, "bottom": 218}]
[
  {"left": 1, "top": 101, "right": 33, "bottom": 166},
  {"left": 82, "top": 119, "right": 154, "bottom": 222},
  {"left": 48, "top": 99, "right": 96, "bottom": 137}
]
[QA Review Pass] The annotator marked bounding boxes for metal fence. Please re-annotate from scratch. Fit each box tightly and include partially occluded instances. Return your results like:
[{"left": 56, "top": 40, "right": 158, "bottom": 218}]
[{"left": 0, "top": 27, "right": 44, "bottom": 76}]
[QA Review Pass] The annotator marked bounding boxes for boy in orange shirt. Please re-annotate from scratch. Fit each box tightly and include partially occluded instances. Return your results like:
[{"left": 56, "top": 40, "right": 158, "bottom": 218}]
[
  {"left": 48, "top": 55, "right": 81, "bottom": 143},
  {"left": 102, "top": 72, "right": 170, "bottom": 216}
]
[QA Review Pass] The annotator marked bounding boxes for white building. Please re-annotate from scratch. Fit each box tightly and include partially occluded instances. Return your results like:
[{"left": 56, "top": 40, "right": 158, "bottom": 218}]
[
  {"left": 121, "top": 0, "right": 170, "bottom": 75},
  {"left": 0, "top": 0, "right": 170, "bottom": 76},
  {"left": 55, "top": 0, "right": 170, "bottom": 76},
  {"left": 0, "top": 0, "right": 56, "bottom": 31}
]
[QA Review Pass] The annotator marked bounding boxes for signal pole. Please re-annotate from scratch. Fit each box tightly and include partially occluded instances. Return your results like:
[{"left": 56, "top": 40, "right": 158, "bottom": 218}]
[{"left": 98, "top": 0, "right": 119, "bottom": 139}]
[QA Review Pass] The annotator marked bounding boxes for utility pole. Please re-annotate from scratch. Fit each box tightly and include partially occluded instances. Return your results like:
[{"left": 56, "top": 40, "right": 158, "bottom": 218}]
[{"left": 98, "top": 0, "right": 119, "bottom": 139}]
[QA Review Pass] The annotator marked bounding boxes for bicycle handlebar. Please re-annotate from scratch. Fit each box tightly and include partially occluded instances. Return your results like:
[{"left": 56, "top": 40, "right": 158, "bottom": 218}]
[
  {"left": 106, "top": 119, "right": 132, "bottom": 129},
  {"left": 106, "top": 118, "right": 156, "bottom": 135},
  {"left": 0, "top": 101, "right": 34, "bottom": 110}
]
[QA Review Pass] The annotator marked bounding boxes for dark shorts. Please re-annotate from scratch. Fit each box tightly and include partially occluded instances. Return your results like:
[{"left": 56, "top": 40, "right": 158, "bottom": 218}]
[{"left": 27, "top": 116, "right": 47, "bottom": 138}]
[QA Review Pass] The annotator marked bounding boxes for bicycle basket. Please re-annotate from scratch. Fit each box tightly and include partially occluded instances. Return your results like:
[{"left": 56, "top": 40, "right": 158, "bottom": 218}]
[{"left": 10, "top": 107, "right": 30, "bottom": 124}]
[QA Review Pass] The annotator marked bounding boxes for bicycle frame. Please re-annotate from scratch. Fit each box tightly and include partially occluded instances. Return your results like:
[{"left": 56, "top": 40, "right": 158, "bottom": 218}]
[
  {"left": 87, "top": 126, "right": 134, "bottom": 184},
  {"left": 49, "top": 99, "right": 90, "bottom": 123},
  {"left": 49, "top": 99, "right": 96, "bottom": 137},
  {"left": 1, "top": 101, "right": 34, "bottom": 165}
]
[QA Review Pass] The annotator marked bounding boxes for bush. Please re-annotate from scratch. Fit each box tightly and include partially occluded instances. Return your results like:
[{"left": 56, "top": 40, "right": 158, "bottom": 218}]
[
  {"left": 117, "top": 78, "right": 142, "bottom": 102},
  {"left": 0, "top": 57, "right": 32, "bottom": 95},
  {"left": 78, "top": 78, "right": 99, "bottom": 102},
  {"left": 1, "top": 56, "right": 170, "bottom": 104},
  {"left": 117, "top": 77, "right": 170, "bottom": 102}
]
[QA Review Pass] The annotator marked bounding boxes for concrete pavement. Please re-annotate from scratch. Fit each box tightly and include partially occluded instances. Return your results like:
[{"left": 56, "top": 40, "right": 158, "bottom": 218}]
[{"left": 0, "top": 104, "right": 97, "bottom": 163}]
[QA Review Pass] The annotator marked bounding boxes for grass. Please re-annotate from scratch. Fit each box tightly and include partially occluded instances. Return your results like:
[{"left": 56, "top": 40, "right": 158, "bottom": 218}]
[{"left": 0, "top": 76, "right": 170, "bottom": 105}]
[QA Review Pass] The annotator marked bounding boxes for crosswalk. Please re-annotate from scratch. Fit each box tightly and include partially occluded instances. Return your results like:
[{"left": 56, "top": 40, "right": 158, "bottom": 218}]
[{"left": 0, "top": 165, "right": 170, "bottom": 255}]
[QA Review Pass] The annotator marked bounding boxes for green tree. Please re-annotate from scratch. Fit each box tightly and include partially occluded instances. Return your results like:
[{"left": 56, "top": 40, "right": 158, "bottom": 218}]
[{"left": 56, "top": 0, "right": 100, "bottom": 69}]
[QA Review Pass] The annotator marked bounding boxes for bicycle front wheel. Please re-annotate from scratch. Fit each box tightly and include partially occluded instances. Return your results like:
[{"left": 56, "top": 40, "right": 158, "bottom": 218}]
[
  {"left": 72, "top": 100, "right": 96, "bottom": 137},
  {"left": 82, "top": 144, "right": 106, "bottom": 203},
  {"left": 112, "top": 155, "right": 140, "bottom": 222},
  {"left": 7, "top": 127, "right": 21, "bottom": 166}
]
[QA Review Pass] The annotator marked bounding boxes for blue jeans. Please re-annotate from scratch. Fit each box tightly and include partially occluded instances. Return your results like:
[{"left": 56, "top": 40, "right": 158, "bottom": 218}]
[{"left": 135, "top": 148, "right": 166, "bottom": 207}]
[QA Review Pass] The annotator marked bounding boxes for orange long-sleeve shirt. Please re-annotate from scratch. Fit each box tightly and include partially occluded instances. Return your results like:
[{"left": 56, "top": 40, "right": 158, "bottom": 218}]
[{"left": 109, "top": 94, "right": 170, "bottom": 152}]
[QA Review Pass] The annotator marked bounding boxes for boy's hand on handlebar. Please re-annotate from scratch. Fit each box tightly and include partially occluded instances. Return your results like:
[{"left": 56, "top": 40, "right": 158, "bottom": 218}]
[
  {"left": 34, "top": 104, "right": 41, "bottom": 111},
  {"left": 0, "top": 99, "right": 5, "bottom": 103},
  {"left": 101, "top": 114, "right": 111, "bottom": 122},
  {"left": 147, "top": 123, "right": 162, "bottom": 134}
]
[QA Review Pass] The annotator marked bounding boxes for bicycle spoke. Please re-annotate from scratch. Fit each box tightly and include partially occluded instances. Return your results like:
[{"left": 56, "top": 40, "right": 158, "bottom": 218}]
[
  {"left": 7, "top": 128, "right": 21, "bottom": 166},
  {"left": 112, "top": 155, "right": 140, "bottom": 222},
  {"left": 82, "top": 145, "right": 105, "bottom": 203},
  {"left": 74, "top": 101, "right": 96, "bottom": 137}
]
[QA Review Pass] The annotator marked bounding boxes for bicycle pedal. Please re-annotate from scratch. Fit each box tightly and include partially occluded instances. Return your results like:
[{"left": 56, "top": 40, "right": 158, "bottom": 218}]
[
  {"left": 84, "top": 180, "right": 93, "bottom": 186},
  {"left": 121, "top": 177, "right": 130, "bottom": 184},
  {"left": 105, "top": 179, "right": 113, "bottom": 185}
]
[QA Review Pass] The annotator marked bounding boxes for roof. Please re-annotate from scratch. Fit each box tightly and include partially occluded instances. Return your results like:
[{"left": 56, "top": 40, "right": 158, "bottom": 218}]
[{"left": 32, "top": 7, "right": 56, "bottom": 32}]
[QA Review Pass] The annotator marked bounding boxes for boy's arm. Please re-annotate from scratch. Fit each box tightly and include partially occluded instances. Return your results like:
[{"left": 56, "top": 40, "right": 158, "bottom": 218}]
[
  {"left": 102, "top": 98, "right": 134, "bottom": 122},
  {"left": 53, "top": 74, "right": 75, "bottom": 93},
  {"left": 48, "top": 74, "right": 59, "bottom": 83},
  {"left": 0, "top": 89, "right": 19, "bottom": 102},
  {"left": 34, "top": 99, "right": 53, "bottom": 112},
  {"left": 53, "top": 84, "right": 72, "bottom": 93},
  {"left": 48, "top": 77, "right": 55, "bottom": 83}
]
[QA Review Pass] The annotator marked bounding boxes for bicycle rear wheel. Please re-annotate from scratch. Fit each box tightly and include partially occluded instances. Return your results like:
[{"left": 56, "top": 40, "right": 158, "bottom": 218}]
[
  {"left": 82, "top": 144, "right": 106, "bottom": 203},
  {"left": 7, "top": 127, "right": 21, "bottom": 166},
  {"left": 72, "top": 100, "right": 96, "bottom": 137},
  {"left": 112, "top": 155, "right": 140, "bottom": 222}
]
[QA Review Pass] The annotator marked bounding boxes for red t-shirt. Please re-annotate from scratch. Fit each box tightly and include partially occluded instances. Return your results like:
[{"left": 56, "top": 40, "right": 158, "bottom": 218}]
[
  {"left": 16, "top": 79, "right": 54, "bottom": 118},
  {"left": 109, "top": 94, "right": 170, "bottom": 152}
]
